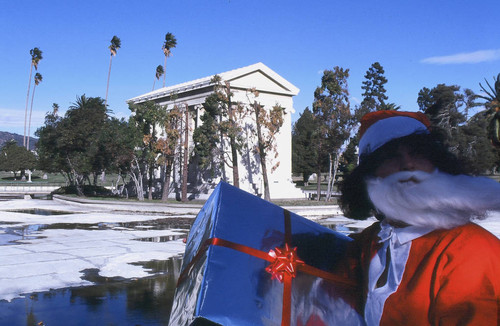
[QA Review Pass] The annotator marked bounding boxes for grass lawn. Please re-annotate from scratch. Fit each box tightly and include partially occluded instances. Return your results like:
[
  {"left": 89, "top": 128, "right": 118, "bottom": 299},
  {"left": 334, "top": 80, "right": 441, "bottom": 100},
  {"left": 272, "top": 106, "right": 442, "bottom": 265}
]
[
  {"left": 0, "top": 171, "right": 119, "bottom": 187},
  {"left": 0, "top": 171, "right": 340, "bottom": 206}
]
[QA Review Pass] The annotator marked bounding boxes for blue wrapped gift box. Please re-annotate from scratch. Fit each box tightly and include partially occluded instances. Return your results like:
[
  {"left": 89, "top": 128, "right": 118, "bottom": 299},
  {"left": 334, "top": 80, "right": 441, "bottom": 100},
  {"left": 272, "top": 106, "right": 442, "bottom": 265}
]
[{"left": 169, "top": 182, "right": 363, "bottom": 326}]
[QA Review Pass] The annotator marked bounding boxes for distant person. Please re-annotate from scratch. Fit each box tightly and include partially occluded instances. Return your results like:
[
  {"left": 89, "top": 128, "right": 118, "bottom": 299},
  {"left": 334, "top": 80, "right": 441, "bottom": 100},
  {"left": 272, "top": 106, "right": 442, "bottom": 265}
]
[{"left": 340, "top": 111, "right": 500, "bottom": 325}]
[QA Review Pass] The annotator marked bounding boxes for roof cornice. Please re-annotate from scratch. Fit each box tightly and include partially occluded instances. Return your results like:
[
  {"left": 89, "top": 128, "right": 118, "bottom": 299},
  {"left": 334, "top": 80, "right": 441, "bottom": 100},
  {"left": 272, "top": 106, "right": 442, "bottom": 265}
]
[{"left": 127, "top": 62, "right": 299, "bottom": 104}]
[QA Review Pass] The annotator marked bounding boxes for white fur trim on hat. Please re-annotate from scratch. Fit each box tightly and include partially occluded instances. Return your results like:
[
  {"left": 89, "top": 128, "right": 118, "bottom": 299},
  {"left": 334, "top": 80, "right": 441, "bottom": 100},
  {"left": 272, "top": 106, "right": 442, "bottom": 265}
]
[{"left": 359, "top": 116, "right": 430, "bottom": 157}]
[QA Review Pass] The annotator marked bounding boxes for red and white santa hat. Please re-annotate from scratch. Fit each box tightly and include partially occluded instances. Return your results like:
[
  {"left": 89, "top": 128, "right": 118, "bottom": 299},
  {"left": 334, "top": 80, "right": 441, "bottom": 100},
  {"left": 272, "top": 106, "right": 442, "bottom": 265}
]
[{"left": 359, "top": 111, "right": 431, "bottom": 158}]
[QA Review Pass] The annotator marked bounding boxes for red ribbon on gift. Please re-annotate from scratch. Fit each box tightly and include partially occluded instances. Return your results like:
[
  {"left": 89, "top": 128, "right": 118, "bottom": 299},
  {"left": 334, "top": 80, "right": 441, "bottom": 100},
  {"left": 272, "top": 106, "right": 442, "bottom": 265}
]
[{"left": 177, "top": 209, "right": 355, "bottom": 326}]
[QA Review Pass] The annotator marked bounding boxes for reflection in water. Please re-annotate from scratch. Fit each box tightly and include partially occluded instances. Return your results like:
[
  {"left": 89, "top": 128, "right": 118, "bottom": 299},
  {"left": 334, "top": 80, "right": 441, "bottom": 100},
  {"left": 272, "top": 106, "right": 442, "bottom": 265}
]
[
  {"left": 6, "top": 208, "right": 74, "bottom": 215},
  {"left": 0, "top": 258, "right": 183, "bottom": 326},
  {"left": 320, "top": 220, "right": 365, "bottom": 235},
  {"left": 0, "top": 214, "right": 361, "bottom": 325},
  {"left": 0, "top": 218, "right": 194, "bottom": 246}
]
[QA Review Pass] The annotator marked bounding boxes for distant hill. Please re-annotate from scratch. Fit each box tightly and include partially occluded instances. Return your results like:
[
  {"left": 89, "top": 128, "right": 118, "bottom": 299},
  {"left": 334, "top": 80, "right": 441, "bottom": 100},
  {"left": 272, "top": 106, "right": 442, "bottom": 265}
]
[{"left": 0, "top": 131, "right": 37, "bottom": 151}]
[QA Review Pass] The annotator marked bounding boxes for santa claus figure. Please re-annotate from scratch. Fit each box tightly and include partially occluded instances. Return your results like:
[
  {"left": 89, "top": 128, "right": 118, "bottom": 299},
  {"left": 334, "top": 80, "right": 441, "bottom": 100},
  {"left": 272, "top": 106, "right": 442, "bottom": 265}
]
[{"left": 340, "top": 111, "right": 500, "bottom": 325}]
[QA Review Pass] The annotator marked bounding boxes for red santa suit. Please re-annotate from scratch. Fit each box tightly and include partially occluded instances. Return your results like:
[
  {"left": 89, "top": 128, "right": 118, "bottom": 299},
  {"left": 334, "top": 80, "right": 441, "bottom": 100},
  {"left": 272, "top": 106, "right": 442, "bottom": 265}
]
[
  {"left": 343, "top": 110, "right": 500, "bottom": 325},
  {"left": 351, "top": 221, "right": 500, "bottom": 326}
]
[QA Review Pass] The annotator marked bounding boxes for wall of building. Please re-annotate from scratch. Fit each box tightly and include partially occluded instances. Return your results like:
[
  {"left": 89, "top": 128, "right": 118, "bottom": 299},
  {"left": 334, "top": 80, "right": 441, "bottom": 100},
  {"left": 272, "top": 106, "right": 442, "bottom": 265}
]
[{"left": 128, "top": 64, "right": 304, "bottom": 199}]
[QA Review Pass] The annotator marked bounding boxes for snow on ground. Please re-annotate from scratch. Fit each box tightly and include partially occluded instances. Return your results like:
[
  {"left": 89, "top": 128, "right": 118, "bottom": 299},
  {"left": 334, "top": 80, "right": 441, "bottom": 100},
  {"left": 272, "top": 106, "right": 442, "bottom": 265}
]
[
  {"left": 0, "top": 198, "right": 499, "bottom": 303},
  {"left": 474, "top": 211, "right": 500, "bottom": 238},
  {"left": 0, "top": 199, "right": 192, "bottom": 302}
]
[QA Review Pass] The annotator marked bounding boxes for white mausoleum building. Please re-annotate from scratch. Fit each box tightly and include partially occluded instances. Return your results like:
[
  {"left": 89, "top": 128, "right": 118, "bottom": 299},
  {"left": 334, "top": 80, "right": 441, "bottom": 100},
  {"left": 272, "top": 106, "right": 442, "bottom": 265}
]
[{"left": 127, "top": 62, "right": 302, "bottom": 199}]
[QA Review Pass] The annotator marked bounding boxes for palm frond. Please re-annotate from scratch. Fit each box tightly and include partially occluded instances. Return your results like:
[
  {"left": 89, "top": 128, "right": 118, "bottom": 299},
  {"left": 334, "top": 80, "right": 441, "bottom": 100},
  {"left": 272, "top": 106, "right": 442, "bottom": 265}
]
[
  {"left": 109, "top": 35, "right": 121, "bottom": 56},
  {"left": 155, "top": 65, "right": 164, "bottom": 79},
  {"left": 30, "top": 47, "right": 43, "bottom": 69},
  {"left": 163, "top": 32, "right": 177, "bottom": 52},
  {"left": 34, "top": 72, "right": 43, "bottom": 85}
]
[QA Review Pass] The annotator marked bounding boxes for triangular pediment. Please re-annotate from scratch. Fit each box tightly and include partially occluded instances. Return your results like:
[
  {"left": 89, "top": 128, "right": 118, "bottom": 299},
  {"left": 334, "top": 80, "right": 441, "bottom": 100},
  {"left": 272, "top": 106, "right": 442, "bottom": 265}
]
[
  {"left": 127, "top": 62, "right": 299, "bottom": 104},
  {"left": 226, "top": 70, "right": 292, "bottom": 94},
  {"left": 220, "top": 62, "right": 299, "bottom": 96}
]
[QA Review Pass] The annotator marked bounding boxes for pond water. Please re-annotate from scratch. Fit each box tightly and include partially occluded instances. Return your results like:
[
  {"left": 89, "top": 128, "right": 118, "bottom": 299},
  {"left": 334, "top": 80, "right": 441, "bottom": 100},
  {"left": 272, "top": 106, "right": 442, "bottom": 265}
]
[
  {"left": 0, "top": 213, "right": 190, "bottom": 325},
  {"left": 6, "top": 208, "right": 74, "bottom": 215},
  {"left": 0, "top": 218, "right": 193, "bottom": 246},
  {"left": 0, "top": 258, "right": 182, "bottom": 326},
  {"left": 0, "top": 207, "right": 357, "bottom": 325}
]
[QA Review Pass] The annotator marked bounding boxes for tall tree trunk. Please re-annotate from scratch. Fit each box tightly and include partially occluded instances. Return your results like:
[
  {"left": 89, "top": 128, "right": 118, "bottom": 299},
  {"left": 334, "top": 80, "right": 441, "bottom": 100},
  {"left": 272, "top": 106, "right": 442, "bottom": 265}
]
[
  {"left": 326, "top": 153, "right": 333, "bottom": 201},
  {"left": 181, "top": 105, "right": 189, "bottom": 202},
  {"left": 27, "top": 84, "right": 37, "bottom": 150},
  {"left": 75, "top": 177, "right": 84, "bottom": 197},
  {"left": 130, "top": 158, "right": 144, "bottom": 201},
  {"left": 315, "top": 140, "right": 323, "bottom": 201},
  {"left": 219, "top": 116, "right": 227, "bottom": 182},
  {"left": 67, "top": 157, "right": 84, "bottom": 197},
  {"left": 24, "top": 63, "right": 34, "bottom": 147},
  {"left": 105, "top": 55, "right": 112, "bottom": 106},
  {"left": 316, "top": 170, "right": 322, "bottom": 202},
  {"left": 326, "top": 151, "right": 340, "bottom": 201},
  {"left": 163, "top": 56, "right": 167, "bottom": 87},
  {"left": 228, "top": 101, "right": 239, "bottom": 188},
  {"left": 260, "top": 153, "right": 270, "bottom": 201},
  {"left": 148, "top": 164, "right": 154, "bottom": 200},
  {"left": 230, "top": 137, "right": 239, "bottom": 187},
  {"left": 255, "top": 103, "right": 271, "bottom": 201},
  {"left": 162, "top": 160, "right": 173, "bottom": 202}
]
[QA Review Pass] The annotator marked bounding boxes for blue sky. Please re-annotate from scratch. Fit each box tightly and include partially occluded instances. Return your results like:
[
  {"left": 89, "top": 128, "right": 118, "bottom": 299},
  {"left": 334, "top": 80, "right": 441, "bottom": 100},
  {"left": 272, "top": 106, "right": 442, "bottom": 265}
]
[{"left": 2, "top": 0, "right": 500, "bottom": 137}]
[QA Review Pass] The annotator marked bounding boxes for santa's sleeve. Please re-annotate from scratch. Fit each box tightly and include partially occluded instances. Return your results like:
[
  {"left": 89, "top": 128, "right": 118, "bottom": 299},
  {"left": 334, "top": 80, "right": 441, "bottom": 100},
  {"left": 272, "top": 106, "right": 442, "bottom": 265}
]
[{"left": 428, "top": 224, "right": 500, "bottom": 325}]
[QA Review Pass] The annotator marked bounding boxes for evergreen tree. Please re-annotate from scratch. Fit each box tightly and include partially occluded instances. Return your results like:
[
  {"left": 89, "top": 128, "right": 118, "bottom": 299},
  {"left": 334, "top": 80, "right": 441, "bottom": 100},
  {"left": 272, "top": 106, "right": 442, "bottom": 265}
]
[
  {"left": 129, "top": 101, "right": 166, "bottom": 200},
  {"left": 215, "top": 76, "right": 242, "bottom": 188},
  {"left": 417, "top": 84, "right": 472, "bottom": 150},
  {"left": 349, "top": 63, "right": 394, "bottom": 171},
  {"left": 312, "top": 67, "right": 354, "bottom": 200},
  {"left": 35, "top": 109, "right": 64, "bottom": 174},
  {"left": 0, "top": 140, "right": 36, "bottom": 179},
  {"left": 155, "top": 106, "right": 182, "bottom": 201},
  {"left": 193, "top": 75, "right": 244, "bottom": 187},
  {"left": 360, "top": 62, "right": 388, "bottom": 114},
  {"left": 36, "top": 95, "right": 131, "bottom": 196},
  {"left": 193, "top": 93, "right": 221, "bottom": 174},
  {"left": 477, "top": 73, "right": 500, "bottom": 147},
  {"left": 458, "top": 112, "right": 499, "bottom": 174},
  {"left": 292, "top": 107, "right": 317, "bottom": 184}
]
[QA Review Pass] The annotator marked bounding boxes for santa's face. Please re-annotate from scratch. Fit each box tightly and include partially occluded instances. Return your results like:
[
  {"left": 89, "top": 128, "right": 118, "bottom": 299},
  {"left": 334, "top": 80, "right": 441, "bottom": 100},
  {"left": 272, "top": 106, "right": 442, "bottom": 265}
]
[{"left": 374, "top": 144, "right": 435, "bottom": 179}]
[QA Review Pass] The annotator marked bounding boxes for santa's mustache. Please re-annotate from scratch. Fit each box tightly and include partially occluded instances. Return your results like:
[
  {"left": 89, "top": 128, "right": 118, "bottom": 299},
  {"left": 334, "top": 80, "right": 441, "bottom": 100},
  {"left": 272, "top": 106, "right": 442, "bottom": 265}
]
[{"left": 366, "top": 170, "right": 500, "bottom": 229}]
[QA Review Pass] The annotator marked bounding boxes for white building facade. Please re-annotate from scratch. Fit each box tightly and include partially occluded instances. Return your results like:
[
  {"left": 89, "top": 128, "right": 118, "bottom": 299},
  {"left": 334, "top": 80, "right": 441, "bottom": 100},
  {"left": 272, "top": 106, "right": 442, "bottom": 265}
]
[{"left": 127, "top": 63, "right": 303, "bottom": 199}]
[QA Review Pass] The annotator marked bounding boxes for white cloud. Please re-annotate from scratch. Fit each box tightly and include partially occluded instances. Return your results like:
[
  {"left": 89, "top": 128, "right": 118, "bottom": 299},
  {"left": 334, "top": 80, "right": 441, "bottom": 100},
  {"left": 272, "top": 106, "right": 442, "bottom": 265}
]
[
  {"left": 350, "top": 96, "right": 361, "bottom": 105},
  {"left": 0, "top": 108, "right": 46, "bottom": 135},
  {"left": 421, "top": 49, "right": 500, "bottom": 64}
]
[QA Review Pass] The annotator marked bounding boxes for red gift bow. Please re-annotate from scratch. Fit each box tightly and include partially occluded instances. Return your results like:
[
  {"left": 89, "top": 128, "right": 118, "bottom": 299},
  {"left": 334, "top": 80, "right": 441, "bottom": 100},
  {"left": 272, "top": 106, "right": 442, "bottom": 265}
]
[
  {"left": 266, "top": 243, "right": 304, "bottom": 282},
  {"left": 177, "top": 210, "right": 355, "bottom": 326}
]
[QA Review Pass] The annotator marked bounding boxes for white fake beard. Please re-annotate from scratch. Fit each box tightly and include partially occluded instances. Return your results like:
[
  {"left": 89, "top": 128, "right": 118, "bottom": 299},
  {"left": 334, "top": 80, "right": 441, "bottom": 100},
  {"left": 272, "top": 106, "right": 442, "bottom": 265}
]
[{"left": 366, "top": 170, "right": 500, "bottom": 229}]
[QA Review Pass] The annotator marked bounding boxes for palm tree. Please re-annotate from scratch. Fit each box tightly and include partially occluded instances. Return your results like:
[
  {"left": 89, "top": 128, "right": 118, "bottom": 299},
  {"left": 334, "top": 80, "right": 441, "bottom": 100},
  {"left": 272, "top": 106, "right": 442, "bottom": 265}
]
[
  {"left": 152, "top": 65, "right": 164, "bottom": 91},
  {"left": 379, "top": 102, "right": 401, "bottom": 111},
  {"left": 27, "top": 72, "right": 42, "bottom": 150},
  {"left": 105, "top": 36, "right": 121, "bottom": 106},
  {"left": 24, "top": 47, "right": 42, "bottom": 147},
  {"left": 477, "top": 74, "right": 500, "bottom": 146},
  {"left": 162, "top": 33, "right": 177, "bottom": 87}
]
